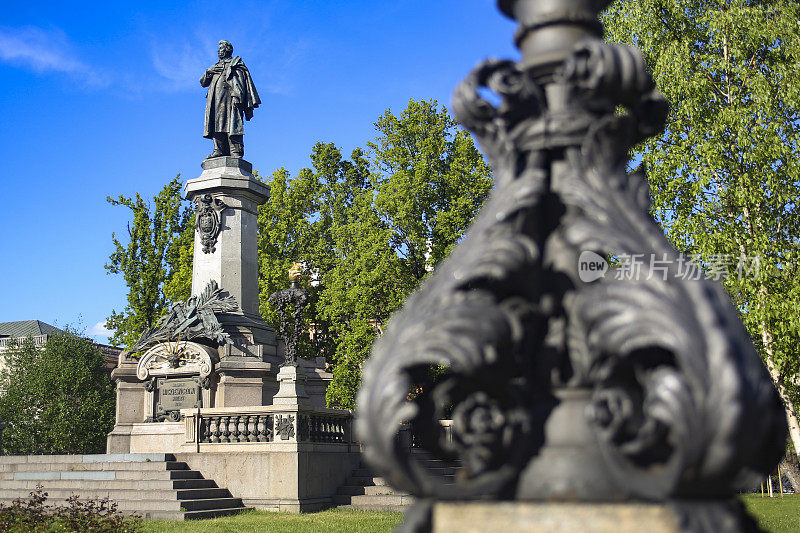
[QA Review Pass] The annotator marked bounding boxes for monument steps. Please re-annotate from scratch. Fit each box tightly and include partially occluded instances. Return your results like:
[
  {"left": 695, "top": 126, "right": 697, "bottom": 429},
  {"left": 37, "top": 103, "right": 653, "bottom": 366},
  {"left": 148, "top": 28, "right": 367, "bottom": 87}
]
[
  {"left": 346, "top": 475, "right": 390, "bottom": 486},
  {"left": 0, "top": 478, "right": 218, "bottom": 490},
  {"left": 348, "top": 466, "right": 457, "bottom": 479},
  {"left": 336, "top": 484, "right": 400, "bottom": 496},
  {"left": 0, "top": 453, "right": 249, "bottom": 520},
  {"left": 0, "top": 461, "right": 192, "bottom": 473},
  {"left": 333, "top": 453, "right": 458, "bottom": 511}
]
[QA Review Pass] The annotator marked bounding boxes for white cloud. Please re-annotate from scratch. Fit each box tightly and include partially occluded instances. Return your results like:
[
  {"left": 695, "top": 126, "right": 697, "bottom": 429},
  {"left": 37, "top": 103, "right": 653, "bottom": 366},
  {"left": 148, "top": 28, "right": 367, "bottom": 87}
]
[
  {"left": 0, "top": 25, "right": 108, "bottom": 87},
  {"left": 147, "top": 30, "right": 309, "bottom": 96},
  {"left": 150, "top": 40, "right": 210, "bottom": 91},
  {"left": 88, "top": 321, "right": 114, "bottom": 338}
]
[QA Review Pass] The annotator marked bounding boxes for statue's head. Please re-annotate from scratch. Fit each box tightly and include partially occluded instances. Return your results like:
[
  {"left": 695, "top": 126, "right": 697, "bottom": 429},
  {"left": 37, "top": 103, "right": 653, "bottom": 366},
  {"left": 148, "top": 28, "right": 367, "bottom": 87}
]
[{"left": 218, "top": 40, "right": 233, "bottom": 59}]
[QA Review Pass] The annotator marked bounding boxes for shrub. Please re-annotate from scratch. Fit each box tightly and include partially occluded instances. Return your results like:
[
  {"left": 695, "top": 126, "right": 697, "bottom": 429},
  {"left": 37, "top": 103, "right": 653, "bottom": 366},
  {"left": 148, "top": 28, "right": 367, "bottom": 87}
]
[{"left": 0, "top": 486, "right": 141, "bottom": 532}]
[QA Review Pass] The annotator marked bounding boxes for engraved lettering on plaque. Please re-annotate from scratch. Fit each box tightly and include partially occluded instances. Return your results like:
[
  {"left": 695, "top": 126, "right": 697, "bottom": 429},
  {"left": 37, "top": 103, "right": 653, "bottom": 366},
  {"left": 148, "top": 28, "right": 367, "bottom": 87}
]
[{"left": 156, "top": 377, "right": 201, "bottom": 420}]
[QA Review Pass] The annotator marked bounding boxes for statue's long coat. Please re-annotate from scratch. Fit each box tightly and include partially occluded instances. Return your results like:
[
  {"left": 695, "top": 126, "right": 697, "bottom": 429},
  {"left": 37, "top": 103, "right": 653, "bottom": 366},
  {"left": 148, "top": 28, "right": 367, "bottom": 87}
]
[{"left": 200, "top": 56, "right": 260, "bottom": 138}]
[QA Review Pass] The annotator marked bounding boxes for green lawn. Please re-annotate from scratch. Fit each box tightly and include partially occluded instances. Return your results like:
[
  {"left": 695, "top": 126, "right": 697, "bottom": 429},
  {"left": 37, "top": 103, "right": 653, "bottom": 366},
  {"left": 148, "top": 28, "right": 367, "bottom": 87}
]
[
  {"left": 742, "top": 494, "right": 800, "bottom": 533},
  {"left": 142, "top": 509, "right": 403, "bottom": 533},
  {"left": 140, "top": 497, "right": 800, "bottom": 533}
]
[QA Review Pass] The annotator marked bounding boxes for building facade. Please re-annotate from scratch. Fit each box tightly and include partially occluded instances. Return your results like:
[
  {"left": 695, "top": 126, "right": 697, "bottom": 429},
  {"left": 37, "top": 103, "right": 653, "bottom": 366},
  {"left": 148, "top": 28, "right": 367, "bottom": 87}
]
[{"left": 0, "top": 320, "right": 122, "bottom": 385}]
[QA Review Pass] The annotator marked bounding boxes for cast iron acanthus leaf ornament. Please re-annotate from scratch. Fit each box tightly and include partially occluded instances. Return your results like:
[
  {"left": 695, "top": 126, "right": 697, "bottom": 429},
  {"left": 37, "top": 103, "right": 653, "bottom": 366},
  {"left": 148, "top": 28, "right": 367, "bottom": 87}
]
[
  {"left": 130, "top": 280, "right": 238, "bottom": 354},
  {"left": 195, "top": 193, "right": 228, "bottom": 254},
  {"left": 356, "top": 0, "right": 787, "bottom": 530}
]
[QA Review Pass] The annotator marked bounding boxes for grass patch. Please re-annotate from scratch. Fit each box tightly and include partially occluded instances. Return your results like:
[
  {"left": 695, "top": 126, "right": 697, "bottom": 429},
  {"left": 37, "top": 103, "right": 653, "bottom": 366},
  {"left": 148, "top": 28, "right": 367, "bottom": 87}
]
[
  {"left": 741, "top": 494, "right": 800, "bottom": 533},
  {"left": 141, "top": 497, "right": 800, "bottom": 533},
  {"left": 142, "top": 509, "right": 403, "bottom": 533}
]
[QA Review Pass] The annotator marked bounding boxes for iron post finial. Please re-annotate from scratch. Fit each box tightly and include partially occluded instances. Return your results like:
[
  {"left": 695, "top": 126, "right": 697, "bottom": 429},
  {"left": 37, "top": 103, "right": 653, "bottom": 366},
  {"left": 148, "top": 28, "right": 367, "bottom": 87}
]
[{"left": 497, "top": 0, "right": 612, "bottom": 70}]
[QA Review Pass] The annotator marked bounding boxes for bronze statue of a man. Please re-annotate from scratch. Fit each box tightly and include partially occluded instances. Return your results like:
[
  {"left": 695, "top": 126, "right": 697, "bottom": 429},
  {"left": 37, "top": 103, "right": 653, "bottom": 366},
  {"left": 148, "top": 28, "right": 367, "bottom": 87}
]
[{"left": 201, "top": 40, "right": 260, "bottom": 159}]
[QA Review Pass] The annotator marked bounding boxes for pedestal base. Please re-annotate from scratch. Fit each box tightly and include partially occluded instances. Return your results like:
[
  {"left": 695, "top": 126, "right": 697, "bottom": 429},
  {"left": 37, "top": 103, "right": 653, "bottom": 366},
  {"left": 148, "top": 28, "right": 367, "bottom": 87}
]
[
  {"left": 430, "top": 500, "right": 760, "bottom": 533},
  {"left": 273, "top": 365, "right": 310, "bottom": 406}
]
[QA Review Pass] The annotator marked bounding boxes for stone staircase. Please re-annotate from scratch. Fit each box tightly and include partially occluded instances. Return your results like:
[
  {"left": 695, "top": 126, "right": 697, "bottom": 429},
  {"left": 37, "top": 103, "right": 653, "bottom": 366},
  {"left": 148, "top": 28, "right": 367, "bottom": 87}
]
[
  {"left": 0, "top": 453, "right": 249, "bottom": 520},
  {"left": 333, "top": 454, "right": 458, "bottom": 511}
]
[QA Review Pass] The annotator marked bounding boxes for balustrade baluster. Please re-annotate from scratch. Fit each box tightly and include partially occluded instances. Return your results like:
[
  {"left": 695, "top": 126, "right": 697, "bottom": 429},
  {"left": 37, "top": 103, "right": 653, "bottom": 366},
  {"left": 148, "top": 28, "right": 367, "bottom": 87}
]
[
  {"left": 210, "top": 417, "right": 220, "bottom": 443},
  {"left": 200, "top": 417, "right": 209, "bottom": 443},
  {"left": 229, "top": 416, "right": 239, "bottom": 441},
  {"left": 248, "top": 415, "right": 258, "bottom": 442},
  {"left": 238, "top": 416, "right": 248, "bottom": 442},
  {"left": 220, "top": 416, "right": 230, "bottom": 442}
]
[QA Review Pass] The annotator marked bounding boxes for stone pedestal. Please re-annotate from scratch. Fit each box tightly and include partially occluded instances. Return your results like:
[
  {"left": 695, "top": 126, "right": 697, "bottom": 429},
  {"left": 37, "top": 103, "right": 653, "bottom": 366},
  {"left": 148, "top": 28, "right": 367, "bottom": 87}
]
[
  {"left": 272, "top": 365, "right": 310, "bottom": 407},
  {"left": 185, "top": 157, "right": 280, "bottom": 406},
  {"left": 107, "top": 363, "right": 144, "bottom": 453},
  {"left": 185, "top": 157, "right": 268, "bottom": 322}
]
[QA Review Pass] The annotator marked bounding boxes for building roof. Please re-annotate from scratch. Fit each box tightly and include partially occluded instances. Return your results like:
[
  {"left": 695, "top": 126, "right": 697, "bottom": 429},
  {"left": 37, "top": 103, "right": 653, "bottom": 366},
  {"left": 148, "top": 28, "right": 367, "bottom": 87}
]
[{"left": 0, "top": 320, "right": 65, "bottom": 338}]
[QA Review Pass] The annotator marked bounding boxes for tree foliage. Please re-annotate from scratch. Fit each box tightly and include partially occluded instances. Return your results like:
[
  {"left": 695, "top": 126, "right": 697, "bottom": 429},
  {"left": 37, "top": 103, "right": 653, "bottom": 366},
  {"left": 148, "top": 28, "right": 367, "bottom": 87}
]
[
  {"left": 603, "top": 0, "right": 800, "bottom": 448},
  {"left": 105, "top": 177, "right": 193, "bottom": 348},
  {"left": 0, "top": 332, "right": 116, "bottom": 455},
  {"left": 259, "top": 99, "right": 492, "bottom": 408}
]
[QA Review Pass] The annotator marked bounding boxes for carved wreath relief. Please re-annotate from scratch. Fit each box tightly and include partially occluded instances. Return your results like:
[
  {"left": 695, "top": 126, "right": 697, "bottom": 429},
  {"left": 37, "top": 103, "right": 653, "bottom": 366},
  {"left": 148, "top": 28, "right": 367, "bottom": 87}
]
[
  {"left": 194, "top": 193, "right": 228, "bottom": 254},
  {"left": 356, "top": 0, "right": 786, "bottom": 528},
  {"left": 276, "top": 415, "right": 295, "bottom": 440}
]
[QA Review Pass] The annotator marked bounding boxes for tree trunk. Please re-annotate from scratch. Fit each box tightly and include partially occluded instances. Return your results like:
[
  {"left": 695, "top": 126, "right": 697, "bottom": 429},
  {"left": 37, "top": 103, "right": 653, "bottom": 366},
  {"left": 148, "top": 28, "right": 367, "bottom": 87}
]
[
  {"left": 780, "top": 460, "right": 800, "bottom": 493},
  {"left": 760, "top": 320, "right": 800, "bottom": 459}
]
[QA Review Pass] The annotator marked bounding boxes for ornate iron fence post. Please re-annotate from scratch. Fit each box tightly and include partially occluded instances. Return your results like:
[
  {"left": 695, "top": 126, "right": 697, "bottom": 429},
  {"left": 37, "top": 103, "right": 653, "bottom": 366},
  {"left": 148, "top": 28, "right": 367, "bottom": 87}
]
[{"left": 356, "top": 0, "right": 787, "bottom": 531}]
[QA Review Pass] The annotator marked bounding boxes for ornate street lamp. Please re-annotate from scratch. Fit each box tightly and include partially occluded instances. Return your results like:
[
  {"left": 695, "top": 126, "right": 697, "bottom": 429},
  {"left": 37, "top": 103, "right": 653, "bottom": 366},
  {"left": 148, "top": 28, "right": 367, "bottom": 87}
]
[
  {"left": 269, "top": 263, "right": 309, "bottom": 366},
  {"left": 357, "top": 0, "right": 786, "bottom": 531}
]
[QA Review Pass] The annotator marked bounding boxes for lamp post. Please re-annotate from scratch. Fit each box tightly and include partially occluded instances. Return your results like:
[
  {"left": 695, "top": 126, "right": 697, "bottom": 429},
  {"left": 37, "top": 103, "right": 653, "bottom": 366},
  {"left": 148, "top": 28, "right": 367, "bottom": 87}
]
[
  {"left": 357, "top": 1, "right": 787, "bottom": 531},
  {"left": 269, "top": 263, "right": 309, "bottom": 366}
]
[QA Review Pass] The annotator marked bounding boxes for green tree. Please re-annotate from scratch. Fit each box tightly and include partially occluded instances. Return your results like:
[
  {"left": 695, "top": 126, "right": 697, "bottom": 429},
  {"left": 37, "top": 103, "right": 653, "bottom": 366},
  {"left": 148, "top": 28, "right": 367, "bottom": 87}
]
[
  {"left": 163, "top": 218, "right": 195, "bottom": 304},
  {"left": 106, "top": 177, "right": 193, "bottom": 348},
  {"left": 0, "top": 331, "right": 116, "bottom": 454},
  {"left": 369, "top": 99, "right": 493, "bottom": 273},
  {"left": 259, "top": 99, "right": 492, "bottom": 408},
  {"left": 258, "top": 144, "right": 375, "bottom": 380},
  {"left": 603, "top": 0, "right": 800, "bottom": 454}
]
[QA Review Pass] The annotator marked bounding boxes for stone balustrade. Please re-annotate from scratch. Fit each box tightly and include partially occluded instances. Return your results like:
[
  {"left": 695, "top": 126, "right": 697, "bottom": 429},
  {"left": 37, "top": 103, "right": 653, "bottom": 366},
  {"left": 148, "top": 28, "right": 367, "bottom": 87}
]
[
  {"left": 181, "top": 405, "right": 354, "bottom": 450},
  {"left": 202, "top": 414, "right": 274, "bottom": 443}
]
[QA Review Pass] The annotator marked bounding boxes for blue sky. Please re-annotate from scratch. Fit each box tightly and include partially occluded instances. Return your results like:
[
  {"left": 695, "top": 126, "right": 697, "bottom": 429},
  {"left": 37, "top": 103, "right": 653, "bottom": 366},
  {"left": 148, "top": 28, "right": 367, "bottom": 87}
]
[{"left": 0, "top": 0, "right": 518, "bottom": 344}]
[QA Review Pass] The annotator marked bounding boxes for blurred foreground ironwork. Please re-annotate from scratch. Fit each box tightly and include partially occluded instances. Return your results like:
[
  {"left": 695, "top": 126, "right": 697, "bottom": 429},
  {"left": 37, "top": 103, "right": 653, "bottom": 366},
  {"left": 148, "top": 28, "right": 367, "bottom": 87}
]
[{"left": 357, "top": 0, "right": 787, "bottom": 531}]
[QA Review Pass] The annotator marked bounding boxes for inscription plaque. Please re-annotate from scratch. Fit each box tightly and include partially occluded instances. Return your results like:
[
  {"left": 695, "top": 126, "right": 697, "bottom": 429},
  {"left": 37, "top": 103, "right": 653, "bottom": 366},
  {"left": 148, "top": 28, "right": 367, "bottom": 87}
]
[{"left": 156, "top": 377, "right": 201, "bottom": 419}]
